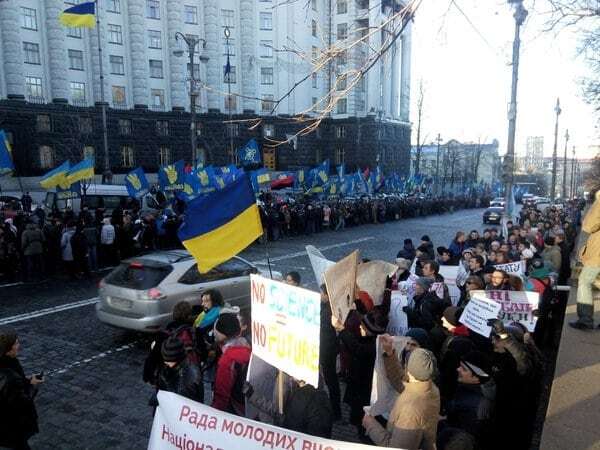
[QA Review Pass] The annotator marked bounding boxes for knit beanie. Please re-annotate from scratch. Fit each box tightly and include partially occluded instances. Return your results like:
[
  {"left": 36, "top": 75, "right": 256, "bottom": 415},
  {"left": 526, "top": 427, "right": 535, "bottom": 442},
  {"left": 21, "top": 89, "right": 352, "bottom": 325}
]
[
  {"left": 421, "top": 235, "right": 431, "bottom": 242},
  {"left": 161, "top": 337, "right": 186, "bottom": 363},
  {"left": 407, "top": 348, "right": 436, "bottom": 381},
  {"left": 416, "top": 277, "right": 433, "bottom": 291},
  {"left": 405, "top": 328, "right": 430, "bottom": 350},
  {"left": 214, "top": 313, "right": 241, "bottom": 338},
  {"left": 443, "top": 306, "right": 461, "bottom": 327},
  {"left": 0, "top": 327, "right": 17, "bottom": 356}
]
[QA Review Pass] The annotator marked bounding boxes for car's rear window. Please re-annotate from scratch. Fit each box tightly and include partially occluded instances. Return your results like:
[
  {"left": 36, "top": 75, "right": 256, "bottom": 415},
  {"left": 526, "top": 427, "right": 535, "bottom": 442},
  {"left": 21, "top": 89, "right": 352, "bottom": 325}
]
[{"left": 105, "top": 261, "right": 173, "bottom": 290}]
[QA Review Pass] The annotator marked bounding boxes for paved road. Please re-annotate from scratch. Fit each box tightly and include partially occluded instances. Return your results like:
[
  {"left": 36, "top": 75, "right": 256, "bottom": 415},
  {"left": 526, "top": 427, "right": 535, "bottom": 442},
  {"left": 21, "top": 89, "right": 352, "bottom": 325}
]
[{"left": 0, "top": 207, "right": 487, "bottom": 449}]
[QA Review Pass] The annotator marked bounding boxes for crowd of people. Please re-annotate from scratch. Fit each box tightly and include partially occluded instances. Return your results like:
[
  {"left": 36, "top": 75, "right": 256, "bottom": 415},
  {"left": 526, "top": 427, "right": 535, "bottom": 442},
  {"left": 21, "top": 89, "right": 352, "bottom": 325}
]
[
  {"left": 0, "top": 191, "right": 591, "bottom": 450},
  {"left": 0, "top": 191, "right": 491, "bottom": 283}
]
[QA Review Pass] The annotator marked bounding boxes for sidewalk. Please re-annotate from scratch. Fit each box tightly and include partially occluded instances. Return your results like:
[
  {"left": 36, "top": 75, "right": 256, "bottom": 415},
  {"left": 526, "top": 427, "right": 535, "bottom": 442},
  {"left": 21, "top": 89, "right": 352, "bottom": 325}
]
[{"left": 540, "top": 272, "right": 600, "bottom": 450}]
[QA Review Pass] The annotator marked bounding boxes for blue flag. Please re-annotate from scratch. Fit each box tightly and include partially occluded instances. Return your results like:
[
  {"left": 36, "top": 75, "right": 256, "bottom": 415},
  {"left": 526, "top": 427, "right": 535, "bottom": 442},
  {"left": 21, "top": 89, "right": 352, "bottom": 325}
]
[
  {"left": 158, "top": 160, "right": 185, "bottom": 191},
  {"left": 0, "top": 130, "right": 14, "bottom": 176},
  {"left": 237, "top": 139, "right": 261, "bottom": 166},
  {"left": 57, "top": 181, "right": 81, "bottom": 200},
  {"left": 195, "top": 165, "right": 219, "bottom": 194},
  {"left": 125, "top": 167, "right": 150, "bottom": 199},
  {"left": 250, "top": 168, "right": 270, "bottom": 193},
  {"left": 336, "top": 164, "right": 345, "bottom": 178}
]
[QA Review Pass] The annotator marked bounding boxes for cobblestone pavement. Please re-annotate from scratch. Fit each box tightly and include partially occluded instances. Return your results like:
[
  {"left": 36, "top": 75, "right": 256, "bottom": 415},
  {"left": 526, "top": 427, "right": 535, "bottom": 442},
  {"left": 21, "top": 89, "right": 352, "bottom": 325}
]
[{"left": 0, "top": 208, "right": 487, "bottom": 449}]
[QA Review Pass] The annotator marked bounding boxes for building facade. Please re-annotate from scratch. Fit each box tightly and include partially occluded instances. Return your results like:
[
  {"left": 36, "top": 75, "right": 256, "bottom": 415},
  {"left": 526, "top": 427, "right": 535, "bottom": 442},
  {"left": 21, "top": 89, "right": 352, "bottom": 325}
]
[
  {"left": 0, "top": 0, "right": 412, "bottom": 180},
  {"left": 411, "top": 139, "right": 500, "bottom": 188},
  {"left": 525, "top": 136, "right": 543, "bottom": 172}
]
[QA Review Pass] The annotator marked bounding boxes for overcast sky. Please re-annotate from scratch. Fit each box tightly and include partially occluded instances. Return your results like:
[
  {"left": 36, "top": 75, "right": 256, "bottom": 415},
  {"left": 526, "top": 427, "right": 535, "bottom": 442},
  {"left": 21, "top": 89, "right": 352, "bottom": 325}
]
[{"left": 409, "top": 0, "right": 599, "bottom": 159}]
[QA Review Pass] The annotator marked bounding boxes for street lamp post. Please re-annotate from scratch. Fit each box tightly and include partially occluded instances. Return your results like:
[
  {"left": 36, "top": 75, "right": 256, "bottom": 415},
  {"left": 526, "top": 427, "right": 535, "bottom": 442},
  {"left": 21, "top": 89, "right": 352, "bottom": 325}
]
[
  {"left": 435, "top": 133, "right": 442, "bottom": 195},
  {"left": 174, "top": 33, "right": 208, "bottom": 168},
  {"left": 561, "top": 128, "right": 569, "bottom": 200},
  {"left": 551, "top": 98, "right": 561, "bottom": 202},
  {"left": 504, "top": 0, "right": 527, "bottom": 219},
  {"left": 571, "top": 146, "right": 576, "bottom": 198},
  {"left": 224, "top": 26, "right": 234, "bottom": 164}
]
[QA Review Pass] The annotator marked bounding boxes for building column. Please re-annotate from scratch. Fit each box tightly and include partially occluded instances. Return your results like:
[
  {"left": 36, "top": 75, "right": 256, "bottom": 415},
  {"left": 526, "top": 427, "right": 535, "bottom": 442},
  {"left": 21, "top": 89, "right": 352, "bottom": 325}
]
[
  {"left": 89, "top": 2, "right": 110, "bottom": 104},
  {"left": 166, "top": 0, "right": 186, "bottom": 110},
  {"left": 399, "top": 22, "right": 412, "bottom": 122},
  {"left": 0, "top": 4, "right": 25, "bottom": 99},
  {"left": 240, "top": 0, "right": 257, "bottom": 113},
  {"left": 127, "top": 0, "right": 148, "bottom": 107},
  {"left": 390, "top": 42, "right": 400, "bottom": 119},
  {"left": 203, "top": 0, "right": 220, "bottom": 111},
  {"left": 45, "top": 0, "right": 69, "bottom": 102}
]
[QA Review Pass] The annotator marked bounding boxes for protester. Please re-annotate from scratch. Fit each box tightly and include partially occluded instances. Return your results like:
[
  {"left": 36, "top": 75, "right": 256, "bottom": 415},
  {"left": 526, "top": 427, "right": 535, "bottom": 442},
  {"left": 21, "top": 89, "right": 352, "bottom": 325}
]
[
  {"left": 194, "top": 289, "right": 224, "bottom": 335},
  {"left": 282, "top": 379, "right": 333, "bottom": 439},
  {"left": 100, "top": 217, "right": 116, "bottom": 267},
  {"left": 0, "top": 327, "right": 43, "bottom": 450},
  {"left": 284, "top": 271, "right": 301, "bottom": 287},
  {"left": 397, "top": 238, "right": 416, "bottom": 261},
  {"left": 157, "top": 336, "right": 204, "bottom": 404},
  {"left": 21, "top": 221, "right": 45, "bottom": 282},
  {"left": 318, "top": 285, "right": 341, "bottom": 419}
]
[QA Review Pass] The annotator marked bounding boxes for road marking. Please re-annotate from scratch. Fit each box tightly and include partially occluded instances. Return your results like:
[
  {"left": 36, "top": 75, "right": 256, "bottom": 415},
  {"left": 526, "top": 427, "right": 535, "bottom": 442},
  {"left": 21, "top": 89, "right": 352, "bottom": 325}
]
[
  {"left": 0, "top": 281, "right": 23, "bottom": 288},
  {"left": 0, "top": 297, "right": 99, "bottom": 325},
  {"left": 251, "top": 236, "right": 375, "bottom": 265}
]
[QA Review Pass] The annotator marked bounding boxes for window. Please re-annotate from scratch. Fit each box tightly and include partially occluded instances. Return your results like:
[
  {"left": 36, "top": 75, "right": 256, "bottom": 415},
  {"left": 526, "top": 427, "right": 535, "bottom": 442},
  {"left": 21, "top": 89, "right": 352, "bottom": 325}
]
[
  {"left": 37, "top": 115, "right": 51, "bottom": 132},
  {"left": 260, "top": 12, "right": 272, "bottom": 30},
  {"left": 70, "top": 82, "right": 86, "bottom": 101},
  {"left": 335, "top": 125, "right": 346, "bottom": 138},
  {"left": 184, "top": 5, "right": 198, "bottom": 24},
  {"left": 335, "top": 147, "right": 345, "bottom": 165},
  {"left": 356, "top": 77, "right": 365, "bottom": 92},
  {"left": 25, "top": 77, "right": 43, "bottom": 98},
  {"left": 311, "top": 72, "right": 317, "bottom": 88},
  {"left": 179, "top": 260, "right": 253, "bottom": 284},
  {"left": 312, "top": 97, "right": 318, "bottom": 107},
  {"left": 156, "top": 120, "right": 169, "bottom": 136},
  {"left": 23, "top": 42, "right": 40, "bottom": 65},
  {"left": 107, "top": 0, "right": 120, "bottom": 13},
  {"left": 151, "top": 89, "right": 165, "bottom": 108},
  {"left": 112, "top": 85, "right": 126, "bottom": 105},
  {"left": 121, "top": 146, "right": 134, "bottom": 167},
  {"left": 21, "top": 7, "right": 37, "bottom": 30},
  {"left": 148, "top": 30, "right": 161, "bottom": 49},
  {"left": 355, "top": 98, "right": 365, "bottom": 111},
  {"left": 227, "top": 123, "right": 239, "bottom": 137},
  {"left": 110, "top": 55, "right": 125, "bottom": 75},
  {"left": 337, "top": 23, "right": 348, "bottom": 40},
  {"left": 336, "top": 98, "right": 347, "bottom": 114},
  {"left": 224, "top": 65, "right": 236, "bottom": 84},
  {"left": 68, "top": 49, "right": 84, "bottom": 70},
  {"left": 261, "top": 95, "right": 274, "bottom": 112},
  {"left": 311, "top": 46, "right": 318, "bottom": 61},
  {"left": 337, "top": 50, "right": 347, "bottom": 66},
  {"left": 67, "top": 26, "right": 82, "bottom": 38},
  {"left": 119, "top": 119, "right": 132, "bottom": 135},
  {"left": 147, "top": 0, "right": 160, "bottom": 19},
  {"left": 108, "top": 24, "right": 123, "bottom": 44},
  {"left": 263, "top": 124, "right": 275, "bottom": 138},
  {"left": 337, "top": 0, "right": 347, "bottom": 14},
  {"left": 221, "top": 9, "right": 234, "bottom": 28},
  {"left": 311, "top": 20, "right": 317, "bottom": 37},
  {"left": 222, "top": 38, "right": 235, "bottom": 56},
  {"left": 224, "top": 95, "right": 236, "bottom": 111},
  {"left": 260, "top": 40, "right": 273, "bottom": 58},
  {"left": 311, "top": 0, "right": 317, "bottom": 11},
  {"left": 149, "top": 59, "right": 163, "bottom": 78},
  {"left": 39, "top": 146, "right": 54, "bottom": 169},
  {"left": 83, "top": 146, "right": 95, "bottom": 160},
  {"left": 261, "top": 67, "right": 274, "bottom": 85},
  {"left": 187, "top": 63, "right": 200, "bottom": 79},
  {"left": 159, "top": 146, "right": 170, "bottom": 165},
  {"left": 337, "top": 74, "right": 347, "bottom": 90},
  {"left": 79, "top": 117, "right": 93, "bottom": 134}
]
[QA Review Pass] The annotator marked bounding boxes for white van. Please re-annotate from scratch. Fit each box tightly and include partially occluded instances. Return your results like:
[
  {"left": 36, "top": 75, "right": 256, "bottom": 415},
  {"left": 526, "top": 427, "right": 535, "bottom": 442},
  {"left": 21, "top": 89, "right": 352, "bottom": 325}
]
[{"left": 44, "top": 184, "right": 160, "bottom": 214}]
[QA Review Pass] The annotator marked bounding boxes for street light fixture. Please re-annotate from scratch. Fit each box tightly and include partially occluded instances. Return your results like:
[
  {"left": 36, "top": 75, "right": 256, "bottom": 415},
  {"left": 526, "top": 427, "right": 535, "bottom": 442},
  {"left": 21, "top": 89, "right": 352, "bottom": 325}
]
[
  {"left": 174, "top": 32, "right": 208, "bottom": 168},
  {"left": 224, "top": 26, "right": 234, "bottom": 163}
]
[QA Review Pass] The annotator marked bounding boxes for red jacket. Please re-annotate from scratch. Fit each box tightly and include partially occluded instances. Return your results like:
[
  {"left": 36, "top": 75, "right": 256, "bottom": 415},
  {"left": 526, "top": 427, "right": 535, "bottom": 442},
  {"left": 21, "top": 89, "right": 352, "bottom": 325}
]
[{"left": 212, "top": 339, "right": 251, "bottom": 415}]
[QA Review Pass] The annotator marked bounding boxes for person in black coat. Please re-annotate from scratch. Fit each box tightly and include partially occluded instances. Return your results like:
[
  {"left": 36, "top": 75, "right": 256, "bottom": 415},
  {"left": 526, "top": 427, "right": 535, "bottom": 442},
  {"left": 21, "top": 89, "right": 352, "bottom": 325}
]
[
  {"left": 396, "top": 238, "right": 416, "bottom": 261},
  {"left": 319, "top": 285, "right": 341, "bottom": 419},
  {"left": 157, "top": 337, "right": 204, "bottom": 405},
  {"left": 0, "top": 328, "right": 42, "bottom": 450},
  {"left": 283, "top": 380, "right": 333, "bottom": 438},
  {"left": 332, "top": 307, "right": 388, "bottom": 442},
  {"left": 404, "top": 277, "right": 447, "bottom": 332}
]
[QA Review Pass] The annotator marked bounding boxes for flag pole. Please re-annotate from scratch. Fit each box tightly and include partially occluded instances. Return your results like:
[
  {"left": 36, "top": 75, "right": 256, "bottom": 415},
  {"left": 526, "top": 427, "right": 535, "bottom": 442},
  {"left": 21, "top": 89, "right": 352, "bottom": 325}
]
[{"left": 95, "top": 0, "right": 110, "bottom": 182}]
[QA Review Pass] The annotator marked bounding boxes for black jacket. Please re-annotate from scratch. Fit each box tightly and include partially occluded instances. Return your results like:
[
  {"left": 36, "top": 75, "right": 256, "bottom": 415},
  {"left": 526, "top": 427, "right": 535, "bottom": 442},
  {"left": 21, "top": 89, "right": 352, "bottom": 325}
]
[
  {"left": 405, "top": 291, "right": 448, "bottom": 331},
  {"left": 339, "top": 329, "right": 377, "bottom": 411},
  {"left": 320, "top": 302, "right": 338, "bottom": 359},
  {"left": 446, "top": 381, "right": 495, "bottom": 447},
  {"left": 0, "top": 356, "right": 39, "bottom": 448},
  {"left": 283, "top": 384, "right": 333, "bottom": 438},
  {"left": 158, "top": 359, "right": 204, "bottom": 404}
]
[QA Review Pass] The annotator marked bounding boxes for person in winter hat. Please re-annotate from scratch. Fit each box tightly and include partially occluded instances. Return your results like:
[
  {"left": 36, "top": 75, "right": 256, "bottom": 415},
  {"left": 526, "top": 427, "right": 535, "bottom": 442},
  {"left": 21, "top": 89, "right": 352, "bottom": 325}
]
[{"left": 157, "top": 336, "right": 204, "bottom": 404}]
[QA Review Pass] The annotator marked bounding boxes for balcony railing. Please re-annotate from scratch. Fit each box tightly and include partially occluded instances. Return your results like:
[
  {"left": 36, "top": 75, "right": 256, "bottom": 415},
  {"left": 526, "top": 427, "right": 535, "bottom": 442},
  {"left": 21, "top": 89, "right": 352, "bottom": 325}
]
[
  {"left": 27, "top": 96, "right": 46, "bottom": 104},
  {"left": 149, "top": 103, "right": 165, "bottom": 112},
  {"left": 112, "top": 101, "right": 129, "bottom": 110},
  {"left": 71, "top": 99, "right": 89, "bottom": 108}
]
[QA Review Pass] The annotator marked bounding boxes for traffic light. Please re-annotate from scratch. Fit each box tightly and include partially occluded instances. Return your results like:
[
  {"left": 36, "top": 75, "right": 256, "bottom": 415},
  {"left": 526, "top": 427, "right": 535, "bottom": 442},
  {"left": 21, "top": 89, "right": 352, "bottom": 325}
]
[{"left": 501, "top": 155, "right": 514, "bottom": 183}]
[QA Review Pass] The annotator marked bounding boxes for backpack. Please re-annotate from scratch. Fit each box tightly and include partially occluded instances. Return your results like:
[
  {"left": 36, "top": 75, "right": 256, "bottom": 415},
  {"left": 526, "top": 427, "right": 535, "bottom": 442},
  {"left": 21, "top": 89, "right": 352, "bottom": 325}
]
[
  {"left": 229, "top": 360, "right": 249, "bottom": 415},
  {"left": 171, "top": 324, "right": 201, "bottom": 366}
]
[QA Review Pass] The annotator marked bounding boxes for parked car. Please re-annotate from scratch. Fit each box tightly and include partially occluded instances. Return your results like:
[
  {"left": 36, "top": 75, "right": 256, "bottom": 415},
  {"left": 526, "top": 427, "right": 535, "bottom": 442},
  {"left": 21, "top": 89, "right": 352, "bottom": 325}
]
[
  {"left": 96, "top": 250, "right": 282, "bottom": 332},
  {"left": 522, "top": 194, "right": 536, "bottom": 206},
  {"left": 534, "top": 196, "right": 551, "bottom": 205},
  {"left": 489, "top": 199, "right": 506, "bottom": 208},
  {"left": 483, "top": 206, "right": 504, "bottom": 224}
]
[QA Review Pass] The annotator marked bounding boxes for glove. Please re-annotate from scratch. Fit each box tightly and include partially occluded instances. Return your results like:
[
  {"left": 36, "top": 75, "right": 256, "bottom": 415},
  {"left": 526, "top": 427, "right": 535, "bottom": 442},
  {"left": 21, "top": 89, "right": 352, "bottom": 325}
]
[{"left": 486, "top": 318, "right": 506, "bottom": 336}]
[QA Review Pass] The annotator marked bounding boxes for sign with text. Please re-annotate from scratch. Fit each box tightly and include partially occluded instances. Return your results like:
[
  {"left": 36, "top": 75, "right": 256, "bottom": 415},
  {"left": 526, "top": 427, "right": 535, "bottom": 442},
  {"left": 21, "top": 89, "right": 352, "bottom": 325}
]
[
  {"left": 494, "top": 260, "right": 526, "bottom": 276},
  {"left": 387, "top": 291, "right": 409, "bottom": 336},
  {"left": 484, "top": 289, "right": 540, "bottom": 332},
  {"left": 459, "top": 292, "right": 502, "bottom": 337},
  {"left": 323, "top": 250, "right": 359, "bottom": 324},
  {"left": 250, "top": 274, "right": 321, "bottom": 387},
  {"left": 149, "top": 391, "right": 383, "bottom": 450}
]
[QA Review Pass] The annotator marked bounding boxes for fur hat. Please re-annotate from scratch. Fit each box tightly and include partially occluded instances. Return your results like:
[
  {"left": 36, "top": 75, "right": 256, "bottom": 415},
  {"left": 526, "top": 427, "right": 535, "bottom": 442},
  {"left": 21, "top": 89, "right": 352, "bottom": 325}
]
[{"left": 161, "top": 337, "right": 186, "bottom": 363}]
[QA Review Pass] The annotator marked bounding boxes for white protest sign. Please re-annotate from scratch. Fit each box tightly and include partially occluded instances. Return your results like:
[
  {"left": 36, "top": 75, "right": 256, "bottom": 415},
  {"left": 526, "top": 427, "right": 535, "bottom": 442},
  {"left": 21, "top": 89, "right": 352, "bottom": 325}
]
[
  {"left": 250, "top": 274, "right": 321, "bottom": 388},
  {"left": 324, "top": 250, "right": 359, "bottom": 324},
  {"left": 494, "top": 260, "right": 526, "bottom": 276},
  {"left": 459, "top": 291, "right": 502, "bottom": 337},
  {"left": 149, "top": 391, "right": 382, "bottom": 450},
  {"left": 306, "top": 245, "right": 335, "bottom": 284},
  {"left": 439, "top": 265, "right": 462, "bottom": 306},
  {"left": 484, "top": 289, "right": 540, "bottom": 332},
  {"left": 369, "top": 335, "right": 409, "bottom": 418},
  {"left": 356, "top": 260, "right": 398, "bottom": 306},
  {"left": 387, "top": 291, "right": 409, "bottom": 336}
]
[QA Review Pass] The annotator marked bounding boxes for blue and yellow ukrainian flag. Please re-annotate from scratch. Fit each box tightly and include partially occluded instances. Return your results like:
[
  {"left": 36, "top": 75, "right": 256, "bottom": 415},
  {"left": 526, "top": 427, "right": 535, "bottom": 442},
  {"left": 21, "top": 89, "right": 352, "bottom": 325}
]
[
  {"left": 67, "top": 158, "right": 94, "bottom": 184},
  {"left": 178, "top": 174, "right": 263, "bottom": 273},
  {"left": 0, "top": 130, "right": 14, "bottom": 176},
  {"left": 40, "top": 161, "right": 70, "bottom": 190},
  {"left": 59, "top": 2, "right": 96, "bottom": 28}
]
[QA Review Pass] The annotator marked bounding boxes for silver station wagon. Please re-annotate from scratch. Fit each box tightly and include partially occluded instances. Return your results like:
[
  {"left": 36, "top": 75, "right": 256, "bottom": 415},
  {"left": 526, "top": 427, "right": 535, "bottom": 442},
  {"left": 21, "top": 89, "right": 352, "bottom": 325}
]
[{"left": 96, "top": 250, "right": 280, "bottom": 332}]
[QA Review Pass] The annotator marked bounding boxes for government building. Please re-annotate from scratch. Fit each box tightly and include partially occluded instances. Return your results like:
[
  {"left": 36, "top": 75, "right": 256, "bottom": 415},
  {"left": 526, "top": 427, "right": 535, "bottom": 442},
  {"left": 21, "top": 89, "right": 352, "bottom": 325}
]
[{"left": 0, "top": 0, "right": 412, "bottom": 185}]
